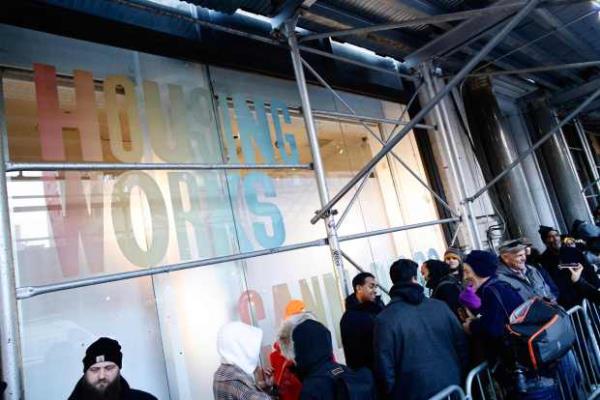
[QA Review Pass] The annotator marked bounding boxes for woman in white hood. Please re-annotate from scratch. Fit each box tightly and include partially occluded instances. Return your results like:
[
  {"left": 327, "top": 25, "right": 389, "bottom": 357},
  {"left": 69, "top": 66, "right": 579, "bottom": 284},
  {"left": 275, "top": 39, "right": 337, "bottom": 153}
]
[{"left": 213, "top": 321, "right": 274, "bottom": 400}]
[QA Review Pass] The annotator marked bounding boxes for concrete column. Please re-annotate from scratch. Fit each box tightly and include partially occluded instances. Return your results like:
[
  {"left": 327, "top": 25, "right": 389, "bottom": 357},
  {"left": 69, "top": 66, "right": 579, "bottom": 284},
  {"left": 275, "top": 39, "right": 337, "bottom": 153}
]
[
  {"left": 462, "top": 77, "right": 541, "bottom": 244},
  {"left": 527, "top": 97, "right": 592, "bottom": 229}
]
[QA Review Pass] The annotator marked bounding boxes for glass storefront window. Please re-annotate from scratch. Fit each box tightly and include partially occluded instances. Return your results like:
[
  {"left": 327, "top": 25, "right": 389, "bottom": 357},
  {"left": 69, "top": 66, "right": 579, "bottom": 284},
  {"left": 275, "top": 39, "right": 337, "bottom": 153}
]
[{"left": 1, "top": 23, "right": 447, "bottom": 399}]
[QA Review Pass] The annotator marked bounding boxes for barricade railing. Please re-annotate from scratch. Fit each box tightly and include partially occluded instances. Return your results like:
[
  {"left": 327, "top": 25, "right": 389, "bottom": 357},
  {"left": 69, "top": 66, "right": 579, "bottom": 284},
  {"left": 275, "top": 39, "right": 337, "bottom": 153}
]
[
  {"left": 428, "top": 384, "right": 467, "bottom": 400},
  {"left": 465, "top": 362, "right": 502, "bottom": 400},
  {"left": 563, "top": 305, "right": 600, "bottom": 399},
  {"left": 457, "top": 304, "right": 600, "bottom": 400},
  {"left": 584, "top": 299, "right": 600, "bottom": 351}
]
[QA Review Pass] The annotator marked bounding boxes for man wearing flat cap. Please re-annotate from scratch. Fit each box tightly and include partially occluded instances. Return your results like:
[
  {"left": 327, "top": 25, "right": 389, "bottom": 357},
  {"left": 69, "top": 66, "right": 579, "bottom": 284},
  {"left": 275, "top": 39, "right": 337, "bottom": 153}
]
[
  {"left": 68, "top": 337, "right": 157, "bottom": 400},
  {"left": 496, "top": 239, "right": 557, "bottom": 302}
]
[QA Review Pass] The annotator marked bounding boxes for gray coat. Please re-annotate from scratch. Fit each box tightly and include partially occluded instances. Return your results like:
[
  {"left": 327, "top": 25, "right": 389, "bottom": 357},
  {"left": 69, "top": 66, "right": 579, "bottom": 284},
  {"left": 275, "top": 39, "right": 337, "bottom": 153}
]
[{"left": 496, "top": 263, "right": 556, "bottom": 302}]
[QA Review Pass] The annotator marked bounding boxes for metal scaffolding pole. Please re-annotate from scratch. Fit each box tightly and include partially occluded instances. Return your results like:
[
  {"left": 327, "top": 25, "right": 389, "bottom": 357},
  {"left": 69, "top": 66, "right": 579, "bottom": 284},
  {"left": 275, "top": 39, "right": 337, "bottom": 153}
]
[
  {"left": 335, "top": 171, "right": 371, "bottom": 229},
  {"left": 300, "top": 2, "right": 532, "bottom": 42},
  {"left": 5, "top": 161, "right": 312, "bottom": 172},
  {"left": 466, "top": 86, "right": 600, "bottom": 202},
  {"left": 111, "top": 0, "right": 414, "bottom": 81},
  {"left": 16, "top": 217, "right": 458, "bottom": 299},
  {"left": 0, "top": 71, "right": 23, "bottom": 399},
  {"left": 311, "top": 109, "right": 435, "bottom": 130},
  {"left": 310, "top": 0, "right": 540, "bottom": 225},
  {"left": 301, "top": 58, "right": 459, "bottom": 219},
  {"left": 575, "top": 119, "right": 600, "bottom": 197},
  {"left": 553, "top": 113, "right": 594, "bottom": 222},
  {"left": 472, "top": 8, "right": 598, "bottom": 74},
  {"left": 297, "top": 45, "right": 414, "bottom": 80},
  {"left": 433, "top": 75, "right": 483, "bottom": 248},
  {"left": 468, "top": 61, "right": 600, "bottom": 78},
  {"left": 285, "top": 18, "right": 351, "bottom": 299},
  {"left": 339, "top": 217, "right": 459, "bottom": 242},
  {"left": 17, "top": 238, "right": 326, "bottom": 299},
  {"left": 422, "top": 66, "right": 482, "bottom": 249}
]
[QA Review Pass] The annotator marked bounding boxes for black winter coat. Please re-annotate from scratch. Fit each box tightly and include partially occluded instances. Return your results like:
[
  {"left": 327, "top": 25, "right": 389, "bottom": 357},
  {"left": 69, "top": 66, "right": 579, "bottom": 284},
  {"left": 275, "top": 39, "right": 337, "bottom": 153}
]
[
  {"left": 68, "top": 376, "right": 157, "bottom": 400},
  {"left": 340, "top": 294, "right": 384, "bottom": 371},
  {"left": 294, "top": 319, "right": 377, "bottom": 400},
  {"left": 430, "top": 275, "right": 462, "bottom": 317},
  {"left": 373, "top": 283, "right": 468, "bottom": 400},
  {"left": 540, "top": 248, "right": 600, "bottom": 309}
]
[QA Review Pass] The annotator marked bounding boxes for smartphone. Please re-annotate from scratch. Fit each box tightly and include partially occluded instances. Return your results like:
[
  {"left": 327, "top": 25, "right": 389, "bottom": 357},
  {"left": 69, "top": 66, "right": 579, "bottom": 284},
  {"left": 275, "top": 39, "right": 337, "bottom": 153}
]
[{"left": 558, "top": 263, "right": 579, "bottom": 269}]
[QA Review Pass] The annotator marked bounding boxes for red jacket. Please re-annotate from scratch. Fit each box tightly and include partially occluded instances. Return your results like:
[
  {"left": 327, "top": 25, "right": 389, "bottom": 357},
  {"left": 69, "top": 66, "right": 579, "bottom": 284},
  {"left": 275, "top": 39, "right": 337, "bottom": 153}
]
[{"left": 269, "top": 342, "right": 302, "bottom": 400}]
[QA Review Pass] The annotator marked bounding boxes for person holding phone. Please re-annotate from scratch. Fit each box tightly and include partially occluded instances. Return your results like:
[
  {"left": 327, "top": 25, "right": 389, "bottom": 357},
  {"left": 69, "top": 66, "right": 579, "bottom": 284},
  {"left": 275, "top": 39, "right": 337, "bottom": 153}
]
[
  {"left": 539, "top": 225, "right": 600, "bottom": 309},
  {"left": 559, "top": 247, "right": 600, "bottom": 305}
]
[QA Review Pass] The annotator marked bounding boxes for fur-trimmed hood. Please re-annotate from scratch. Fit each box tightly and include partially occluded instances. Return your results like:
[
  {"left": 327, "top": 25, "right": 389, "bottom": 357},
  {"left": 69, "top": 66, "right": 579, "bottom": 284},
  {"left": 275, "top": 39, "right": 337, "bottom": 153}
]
[{"left": 277, "top": 312, "right": 317, "bottom": 363}]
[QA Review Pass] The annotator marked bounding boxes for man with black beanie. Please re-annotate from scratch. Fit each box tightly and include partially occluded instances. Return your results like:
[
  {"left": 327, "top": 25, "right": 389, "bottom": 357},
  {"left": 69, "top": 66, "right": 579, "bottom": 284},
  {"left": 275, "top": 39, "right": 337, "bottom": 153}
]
[
  {"left": 68, "top": 337, "right": 157, "bottom": 400},
  {"left": 538, "top": 225, "right": 600, "bottom": 309},
  {"left": 374, "top": 258, "right": 468, "bottom": 400}
]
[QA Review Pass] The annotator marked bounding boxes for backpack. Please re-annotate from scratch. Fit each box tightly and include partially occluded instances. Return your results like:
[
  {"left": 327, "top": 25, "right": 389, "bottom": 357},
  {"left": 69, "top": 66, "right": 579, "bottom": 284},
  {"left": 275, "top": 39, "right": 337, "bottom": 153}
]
[
  {"left": 328, "top": 365, "right": 377, "bottom": 400},
  {"left": 506, "top": 297, "right": 576, "bottom": 370}
]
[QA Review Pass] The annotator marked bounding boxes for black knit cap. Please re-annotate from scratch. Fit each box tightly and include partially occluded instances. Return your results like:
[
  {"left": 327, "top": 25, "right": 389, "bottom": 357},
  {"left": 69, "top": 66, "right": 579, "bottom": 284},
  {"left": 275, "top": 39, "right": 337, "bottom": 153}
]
[
  {"left": 539, "top": 225, "right": 557, "bottom": 242},
  {"left": 464, "top": 250, "right": 498, "bottom": 278},
  {"left": 83, "top": 337, "right": 122, "bottom": 372}
]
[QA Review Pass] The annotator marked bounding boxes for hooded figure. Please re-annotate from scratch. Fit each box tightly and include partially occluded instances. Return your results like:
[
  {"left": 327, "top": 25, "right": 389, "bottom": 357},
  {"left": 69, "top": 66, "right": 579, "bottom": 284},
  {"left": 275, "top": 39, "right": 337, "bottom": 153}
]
[
  {"left": 280, "top": 317, "right": 376, "bottom": 400},
  {"left": 374, "top": 259, "right": 468, "bottom": 400},
  {"left": 213, "top": 322, "right": 272, "bottom": 400},
  {"left": 422, "top": 259, "right": 462, "bottom": 316}
]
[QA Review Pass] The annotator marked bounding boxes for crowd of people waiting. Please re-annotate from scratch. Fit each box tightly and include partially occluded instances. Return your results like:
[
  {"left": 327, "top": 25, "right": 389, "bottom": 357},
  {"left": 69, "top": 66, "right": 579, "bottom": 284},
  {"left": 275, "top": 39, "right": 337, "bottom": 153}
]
[{"left": 213, "top": 222, "right": 600, "bottom": 400}]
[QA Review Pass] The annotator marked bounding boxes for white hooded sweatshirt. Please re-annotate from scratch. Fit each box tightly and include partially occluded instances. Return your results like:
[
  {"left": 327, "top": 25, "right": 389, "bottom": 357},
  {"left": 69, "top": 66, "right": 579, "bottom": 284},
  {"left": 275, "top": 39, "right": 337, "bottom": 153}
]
[{"left": 217, "top": 321, "right": 263, "bottom": 376}]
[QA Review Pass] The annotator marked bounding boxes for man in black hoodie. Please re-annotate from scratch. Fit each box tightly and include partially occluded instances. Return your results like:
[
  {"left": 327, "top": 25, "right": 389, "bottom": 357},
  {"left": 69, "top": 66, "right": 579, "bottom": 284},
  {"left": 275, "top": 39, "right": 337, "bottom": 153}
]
[
  {"left": 292, "top": 319, "right": 376, "bottom": 400},
  {"left": 374, "top": 259, "right": 468, "bottom": 400},
  {"left": 340, "top": 272, "right": 384, "bottom": 371}
]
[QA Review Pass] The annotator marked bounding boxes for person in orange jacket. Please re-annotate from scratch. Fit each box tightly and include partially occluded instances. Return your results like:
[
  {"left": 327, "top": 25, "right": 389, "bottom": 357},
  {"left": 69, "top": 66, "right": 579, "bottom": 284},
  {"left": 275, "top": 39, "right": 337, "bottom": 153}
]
[{"left": 269, "top": 300, "right": 307, "bottom": 400}]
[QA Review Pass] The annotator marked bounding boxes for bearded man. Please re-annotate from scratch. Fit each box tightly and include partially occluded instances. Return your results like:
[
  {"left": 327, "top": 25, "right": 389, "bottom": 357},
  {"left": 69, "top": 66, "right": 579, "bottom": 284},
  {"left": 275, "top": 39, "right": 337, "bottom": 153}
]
[{"left": 68, "top": 337, "right": 157, "bottom": 400}]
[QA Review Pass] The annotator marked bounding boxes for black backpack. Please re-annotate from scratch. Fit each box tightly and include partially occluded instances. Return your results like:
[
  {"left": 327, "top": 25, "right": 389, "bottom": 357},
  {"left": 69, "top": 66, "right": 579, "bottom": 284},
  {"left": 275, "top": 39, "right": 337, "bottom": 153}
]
[
  {"left": 328, "top": 365, "right": 377, "bottom": 400},
  {"left": 506, "top": 297, "right": 576, "bottom": 370}
]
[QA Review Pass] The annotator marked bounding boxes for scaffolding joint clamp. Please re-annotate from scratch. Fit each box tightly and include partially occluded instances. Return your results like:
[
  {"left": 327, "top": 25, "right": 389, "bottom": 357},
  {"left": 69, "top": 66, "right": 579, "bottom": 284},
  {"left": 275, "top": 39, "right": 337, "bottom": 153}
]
[{"left": 310, "top": 208, "right": 337, "bottom": 224}]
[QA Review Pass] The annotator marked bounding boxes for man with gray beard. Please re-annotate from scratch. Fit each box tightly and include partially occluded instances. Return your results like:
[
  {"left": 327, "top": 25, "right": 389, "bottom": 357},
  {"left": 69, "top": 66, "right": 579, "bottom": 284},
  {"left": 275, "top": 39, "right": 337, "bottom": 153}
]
[{"left": 68, "top": 337, "right": 157, "bottom": 400}]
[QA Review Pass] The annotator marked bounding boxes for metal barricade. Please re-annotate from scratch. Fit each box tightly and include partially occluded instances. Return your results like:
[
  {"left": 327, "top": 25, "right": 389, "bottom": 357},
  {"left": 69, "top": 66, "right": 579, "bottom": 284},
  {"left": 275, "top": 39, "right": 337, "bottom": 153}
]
[
  {"left": 465, "top": 362, "right": 503, "bottom": 400},
  {"left": 428, "top": 384, "right": 467, "bottom": 400},
  {"left": 584, "top": 299, "right": 600, "bottom": 352},
  {"left": 555, "top": 305, "right": 600, "bottom": 399}
]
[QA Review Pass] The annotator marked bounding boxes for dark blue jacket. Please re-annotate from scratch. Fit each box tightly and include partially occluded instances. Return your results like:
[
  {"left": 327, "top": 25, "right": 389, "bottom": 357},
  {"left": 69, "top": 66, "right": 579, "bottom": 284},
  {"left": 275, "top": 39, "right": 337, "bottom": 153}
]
[
  {"left": 469, "top": 276, "right": 523, "bottom": 360},
  {"left": 340, "top": 294, "right": 384, "bottom": 371},
  {"left": 374, "top": 283, "right": 468, "bottom": 400}
]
